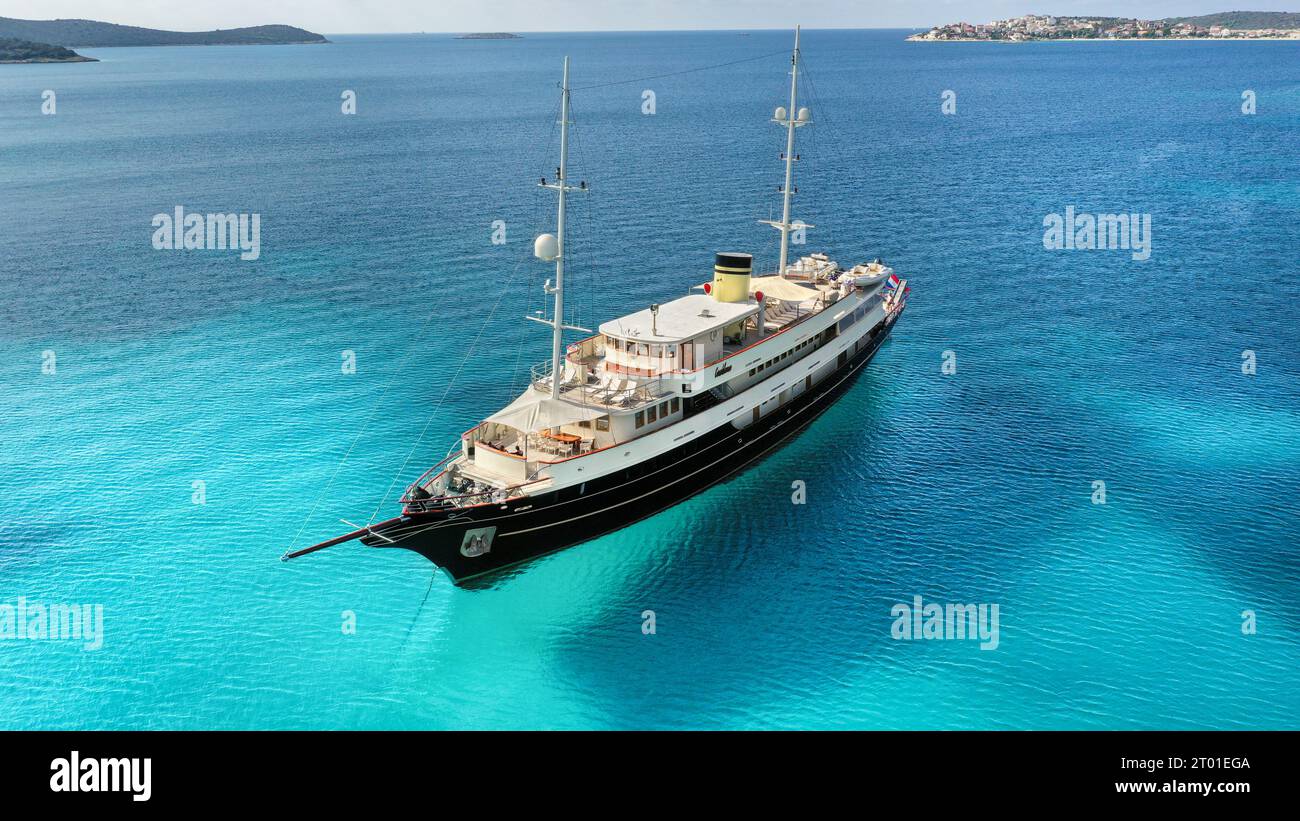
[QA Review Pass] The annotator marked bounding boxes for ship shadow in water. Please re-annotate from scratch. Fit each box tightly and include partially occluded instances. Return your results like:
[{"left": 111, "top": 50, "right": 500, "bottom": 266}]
[
  {"left": 509, "top": 360, "right": 1040, "bottom": 728},
  {"left": 527, "top": 346, "right": 1300, "bottom": 728}
]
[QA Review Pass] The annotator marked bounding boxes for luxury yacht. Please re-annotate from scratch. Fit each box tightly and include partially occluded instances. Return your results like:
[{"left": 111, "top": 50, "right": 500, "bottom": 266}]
[{"left": 284, "top": 28, "right": 910, "bottom": 582}]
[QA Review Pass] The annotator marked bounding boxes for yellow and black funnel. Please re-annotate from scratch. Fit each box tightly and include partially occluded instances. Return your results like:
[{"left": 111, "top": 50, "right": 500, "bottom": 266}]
[{"left": 711, "top": 252, "right": 752, "bottom": 304}]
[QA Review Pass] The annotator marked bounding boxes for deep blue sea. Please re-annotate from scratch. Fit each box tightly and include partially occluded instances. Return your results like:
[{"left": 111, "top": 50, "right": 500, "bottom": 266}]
[{"left": 1, "top": 30, "right": 1297, "bottom": 729}]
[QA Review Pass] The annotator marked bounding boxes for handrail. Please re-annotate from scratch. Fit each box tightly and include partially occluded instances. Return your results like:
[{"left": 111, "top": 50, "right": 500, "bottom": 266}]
[
  {"left": 403, "top": 476, "right": 553, "bottom": 511},
  {"left": 530, "top": 362, "right": 670, "bottom": 410},
  {"left": 406, "top": 443, "right": 462, "bottom": 491}
]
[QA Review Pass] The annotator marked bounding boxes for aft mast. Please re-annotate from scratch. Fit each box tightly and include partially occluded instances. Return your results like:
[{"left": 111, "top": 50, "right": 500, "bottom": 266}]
[
  {"left": 530, "top": 57, "right": 588, "bottom": 398},
  {"left": 761, "top": 26, "right": 812, "bottom": 278}
]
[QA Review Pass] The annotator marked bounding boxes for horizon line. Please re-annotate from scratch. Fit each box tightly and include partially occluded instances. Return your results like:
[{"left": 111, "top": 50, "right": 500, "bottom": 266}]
[{"left": 320, "top": 26, "right": 930, "bottom": 34}]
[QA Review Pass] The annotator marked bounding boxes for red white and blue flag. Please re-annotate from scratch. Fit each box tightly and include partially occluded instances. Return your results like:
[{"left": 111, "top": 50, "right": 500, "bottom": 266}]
[{"left": 885, "top": 273, "right": 901, "bottom": 289}]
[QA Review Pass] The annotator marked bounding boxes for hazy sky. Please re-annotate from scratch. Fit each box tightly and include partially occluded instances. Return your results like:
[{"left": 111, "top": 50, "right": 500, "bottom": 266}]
[{"left": 4, "top": 1, "right": 1296, "bottom": 32}]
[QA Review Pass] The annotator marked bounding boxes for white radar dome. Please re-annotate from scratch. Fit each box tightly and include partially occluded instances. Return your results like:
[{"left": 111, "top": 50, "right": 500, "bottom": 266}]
[
  {"left": 534, "top": 233, "right": 559, "bottom": 262},
  {"left": 797, "top": 107, "right": 811, "bottom": 123},
  {"left": 774, "top": 106, "right": 787, "bottom": 122}
]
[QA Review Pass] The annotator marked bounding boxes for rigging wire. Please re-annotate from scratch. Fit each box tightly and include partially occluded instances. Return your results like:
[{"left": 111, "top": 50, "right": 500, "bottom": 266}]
[
  {"left": 293, "top": 87, "right": 564, "bottom": 541},
  {"left": 294, "top": 45, "right": 799, "bottom": 545},
  {"left": 573, "top": 50, "right": 788, "bottom": 90},
  {"left": 367, "top": 250, "right": 527, "bottom": 524},
  {"left": 794, "top": 53, "right": 854, "bottom": 254},
  {"left": 286, "top": 300, "right": 445, "bottom": 553},
  {"left": 564, "top": 91, "right": 596, "bottom": 337},
  {"left": 513, "top": 91, "right": 566, "bottom": 396},
  {"left": 372, "top": 75, "right": 575, "bottom": 523}
]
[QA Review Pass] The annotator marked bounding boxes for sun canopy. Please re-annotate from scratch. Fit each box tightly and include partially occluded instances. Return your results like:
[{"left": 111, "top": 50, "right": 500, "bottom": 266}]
[
  {"left": 485, "top": 390, "right": 606, "bottom": 432},
  {"left": 748, "top": 275, "right": 820, "bottom": 303}
]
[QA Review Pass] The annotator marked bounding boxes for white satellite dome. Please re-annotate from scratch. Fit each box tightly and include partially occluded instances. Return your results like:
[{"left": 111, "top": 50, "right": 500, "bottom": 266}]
[
  {"left": 797, "top": 107, "right": 811, "bottom": 123},
  {"left": 774, "top": 106, "right": 787, "bottom": 122},
  {"left": 534, "top": 233, "right": 559, "bottom": 261}
]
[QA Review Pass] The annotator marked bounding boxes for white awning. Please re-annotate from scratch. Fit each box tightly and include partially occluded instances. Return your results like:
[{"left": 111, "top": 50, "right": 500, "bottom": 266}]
[
  {"left": 748, "top": 275, "right": 820, "bottom": 303},
  {"left": 485, "top": 390, "right": 606, "bottom": 432}
]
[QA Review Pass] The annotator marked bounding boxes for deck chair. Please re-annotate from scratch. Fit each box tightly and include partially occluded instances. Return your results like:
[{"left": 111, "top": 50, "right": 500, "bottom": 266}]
[{"left": 597, "top": 374, "right": 619, "bottom": 403}]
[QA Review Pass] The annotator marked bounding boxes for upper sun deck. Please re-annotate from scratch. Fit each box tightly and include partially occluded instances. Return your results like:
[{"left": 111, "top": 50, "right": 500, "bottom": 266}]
[{"left": 598, "top": 293, "right": 758, "bottom": 344}]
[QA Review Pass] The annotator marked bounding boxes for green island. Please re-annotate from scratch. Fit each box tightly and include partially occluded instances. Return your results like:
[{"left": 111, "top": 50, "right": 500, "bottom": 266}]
[
  {"left": 0, "top": 37, "right": 96, "bottom": 63},
  {"left": 910, "top": 11, "right": 1300, "bottom": 41},
  {"left": 0, "top": 16, "right": 328, "bottom": 48}
]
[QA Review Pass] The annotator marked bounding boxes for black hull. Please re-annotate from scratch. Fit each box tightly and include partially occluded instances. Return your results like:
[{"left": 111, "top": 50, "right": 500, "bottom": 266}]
[{"left": 363, "top": 309, "right": 902, "bottom": 583}]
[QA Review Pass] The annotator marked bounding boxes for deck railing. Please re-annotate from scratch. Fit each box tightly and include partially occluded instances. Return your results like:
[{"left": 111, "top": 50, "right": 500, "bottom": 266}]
[{"left": 530, "top": 360, "right": 672, "bottom": 409}]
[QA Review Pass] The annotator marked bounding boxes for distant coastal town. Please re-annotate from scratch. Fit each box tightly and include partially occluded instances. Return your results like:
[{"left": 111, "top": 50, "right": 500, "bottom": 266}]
[{"left": 909, "top": 11, "right": 1300, "bottom": 41}]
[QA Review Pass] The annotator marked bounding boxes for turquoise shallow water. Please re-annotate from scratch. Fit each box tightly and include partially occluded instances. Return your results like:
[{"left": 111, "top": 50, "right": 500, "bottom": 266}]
[{"left": 0, "top": 31, "right": 1297, "bottom": 729}]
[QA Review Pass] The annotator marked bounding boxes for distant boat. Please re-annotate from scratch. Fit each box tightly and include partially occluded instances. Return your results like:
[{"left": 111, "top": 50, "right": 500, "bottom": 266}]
[{"left": 284, "top": 27, "right": 910, "bottom": 584}]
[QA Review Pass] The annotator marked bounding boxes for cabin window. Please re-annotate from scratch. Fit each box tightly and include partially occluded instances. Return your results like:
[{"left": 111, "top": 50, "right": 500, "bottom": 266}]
[
  {"left": 682, "top": 384, "right": 692, "bottom": 393},
  {"left": 578, "top": 420, "right": 592, "bottom": 428},
  {"left": 671, "top": 398, "right": 680, "bottom": 414},
  {"left": 752, "top": 407, "right": 760, "bottom": 423},
  {"left": 596, "top": 417, "right": 610, "bottom": 431},
  {"left": 647, "top": 405, "right": 658, "bottom": 423},
  {"left": 635, "top": 411, "right": 645, "bottom": 428},
  {"left": 659, "top": 401, "right": 670, "bottom": 417},
  {"left": 749, "top": 368, "right": 755, "bottom": 377}
]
